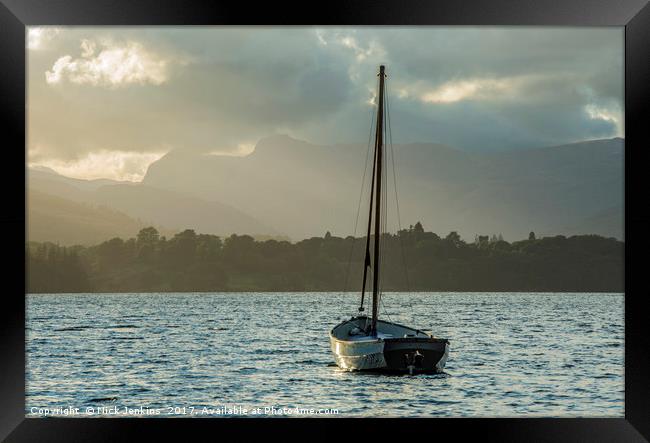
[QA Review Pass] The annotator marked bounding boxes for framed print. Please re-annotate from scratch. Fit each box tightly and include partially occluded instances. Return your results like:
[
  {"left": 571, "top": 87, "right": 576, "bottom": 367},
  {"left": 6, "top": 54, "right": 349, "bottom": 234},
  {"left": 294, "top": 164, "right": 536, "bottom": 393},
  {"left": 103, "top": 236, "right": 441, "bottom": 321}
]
[{"left": 1, "top": 0, "right": 649, "bottom": 440}]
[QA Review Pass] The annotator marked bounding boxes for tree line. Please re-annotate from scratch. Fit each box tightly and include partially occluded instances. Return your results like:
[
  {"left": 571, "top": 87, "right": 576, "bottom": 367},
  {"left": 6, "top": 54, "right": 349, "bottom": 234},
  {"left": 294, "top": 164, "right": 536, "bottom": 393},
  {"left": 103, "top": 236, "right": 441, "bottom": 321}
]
[{"left": 26, "top": 223, "right": 624, "bottom": 293}]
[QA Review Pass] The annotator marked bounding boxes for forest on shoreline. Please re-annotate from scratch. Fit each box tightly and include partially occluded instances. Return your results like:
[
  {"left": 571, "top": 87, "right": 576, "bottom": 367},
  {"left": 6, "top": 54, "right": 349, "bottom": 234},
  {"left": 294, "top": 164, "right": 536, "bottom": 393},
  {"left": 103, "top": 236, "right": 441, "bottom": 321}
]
[{"left": 26, "top": 224, "right": 624, "bottom": 293}]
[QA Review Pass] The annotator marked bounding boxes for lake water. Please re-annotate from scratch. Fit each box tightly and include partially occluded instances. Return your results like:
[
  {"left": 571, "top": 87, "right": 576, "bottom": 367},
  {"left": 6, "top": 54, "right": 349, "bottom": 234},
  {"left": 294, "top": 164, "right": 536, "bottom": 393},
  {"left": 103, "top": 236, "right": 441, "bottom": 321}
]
[{"left": 26, "top": 292, "right": 624, "bottom": 417}]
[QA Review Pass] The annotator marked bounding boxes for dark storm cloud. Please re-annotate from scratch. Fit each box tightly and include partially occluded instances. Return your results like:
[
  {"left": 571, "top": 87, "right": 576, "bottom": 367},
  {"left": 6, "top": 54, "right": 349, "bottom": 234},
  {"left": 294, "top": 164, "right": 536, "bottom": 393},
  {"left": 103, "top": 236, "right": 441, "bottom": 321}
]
[{"left": 305, "top": 27, "right": 622, "bottom": 150}]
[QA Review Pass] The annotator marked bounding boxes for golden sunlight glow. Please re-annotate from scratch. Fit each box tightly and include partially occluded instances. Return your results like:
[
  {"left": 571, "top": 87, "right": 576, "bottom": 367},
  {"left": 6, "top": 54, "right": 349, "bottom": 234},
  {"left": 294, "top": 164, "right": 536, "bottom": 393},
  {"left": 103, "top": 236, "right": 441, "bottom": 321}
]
[
  {"left": 27, "top": 27, "right": 60, "bottom": 50},
  {"left": 30, "top": 150, "right": 167, "bottom": 182},
  {"left": 585, "top": 104, "right": 624, "bottom": 136},
  {"left": 205, "top": 142, "right": 257, "bottom": 157},
  {"left": 45, "top": 40, "right": 170, "bottom": 88},
  {"left": 420, "top": 78, "right": 513, "bottom": 104}
]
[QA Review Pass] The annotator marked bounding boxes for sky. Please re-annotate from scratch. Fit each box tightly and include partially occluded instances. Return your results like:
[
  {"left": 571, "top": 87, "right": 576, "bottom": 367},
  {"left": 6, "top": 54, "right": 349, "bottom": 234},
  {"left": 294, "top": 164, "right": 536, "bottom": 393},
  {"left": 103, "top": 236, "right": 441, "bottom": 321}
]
[{"left": 27, "top": 26, "right": 624, "bottom": 181}]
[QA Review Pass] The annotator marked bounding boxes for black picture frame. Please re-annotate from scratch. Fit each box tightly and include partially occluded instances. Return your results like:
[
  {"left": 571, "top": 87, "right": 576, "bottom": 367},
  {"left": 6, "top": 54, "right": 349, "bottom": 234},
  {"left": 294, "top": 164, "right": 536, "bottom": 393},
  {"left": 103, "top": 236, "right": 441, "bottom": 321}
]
[{"left": 1, "top": 0, "right": 648, "bottom": 440}]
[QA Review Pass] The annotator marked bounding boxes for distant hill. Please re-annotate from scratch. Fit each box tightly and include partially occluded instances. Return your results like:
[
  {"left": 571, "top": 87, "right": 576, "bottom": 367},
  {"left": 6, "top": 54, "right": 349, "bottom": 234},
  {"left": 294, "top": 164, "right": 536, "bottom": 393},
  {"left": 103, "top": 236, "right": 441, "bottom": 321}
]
[
  {"left": 28, "top": 168, "right": 278, "bottom": 244},
  {"left": 27, "top": 189, "right": 150, "bottom": 245},
  {"left": 142, "top": 136, "right": 624, "bottom": 240}
]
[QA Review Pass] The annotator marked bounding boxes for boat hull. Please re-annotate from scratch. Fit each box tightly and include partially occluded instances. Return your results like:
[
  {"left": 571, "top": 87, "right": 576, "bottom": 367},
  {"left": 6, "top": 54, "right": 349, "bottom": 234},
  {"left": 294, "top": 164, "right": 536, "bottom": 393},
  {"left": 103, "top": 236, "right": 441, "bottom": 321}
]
[
  {"left": 330, "top": 317, "right": 449, "bottom": 374},
  {"left": 383, "top": 338, "right": 449, "bottom": 373},
  {"left": 330, "top": 337, "right": 386, "bottom": 371}
]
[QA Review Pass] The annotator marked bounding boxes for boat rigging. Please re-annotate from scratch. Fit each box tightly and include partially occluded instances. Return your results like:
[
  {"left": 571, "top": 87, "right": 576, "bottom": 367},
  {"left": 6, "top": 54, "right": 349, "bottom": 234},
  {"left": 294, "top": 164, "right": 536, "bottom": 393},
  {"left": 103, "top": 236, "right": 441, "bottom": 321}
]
[{"left": 329, "top": 65, "right": 450, "bottom": 374}]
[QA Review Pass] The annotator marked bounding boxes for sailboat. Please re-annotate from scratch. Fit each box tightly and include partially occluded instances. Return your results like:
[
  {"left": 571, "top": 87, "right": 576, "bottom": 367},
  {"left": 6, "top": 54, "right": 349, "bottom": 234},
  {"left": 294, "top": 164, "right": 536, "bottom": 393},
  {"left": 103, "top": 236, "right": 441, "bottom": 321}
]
[{"left": 329, "top": 65, "right": 450, "bottom": 374}]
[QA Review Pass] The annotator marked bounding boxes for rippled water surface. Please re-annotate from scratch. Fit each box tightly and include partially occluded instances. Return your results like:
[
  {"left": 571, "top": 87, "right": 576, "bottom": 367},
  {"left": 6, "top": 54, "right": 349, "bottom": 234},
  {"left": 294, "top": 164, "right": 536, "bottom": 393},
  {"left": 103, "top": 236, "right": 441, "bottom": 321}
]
[{"left": 26, "top": 292, "right": 624, "bottom": 417}]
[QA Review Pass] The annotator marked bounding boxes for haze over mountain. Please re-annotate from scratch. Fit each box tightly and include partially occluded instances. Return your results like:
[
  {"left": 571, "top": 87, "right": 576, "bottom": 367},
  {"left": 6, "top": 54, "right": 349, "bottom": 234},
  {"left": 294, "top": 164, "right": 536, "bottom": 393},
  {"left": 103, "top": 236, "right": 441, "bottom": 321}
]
[
  {"left": 142, "top": 136, "right": 624, "bottom": 241},
  {"left": 27, "top": 136, "right": 623, "bottom": 244},
  {"left": 27, "top": 189, "right": 152, "bottom": 246},
  {"left": 28, "top": 167, "right": 277, "bottom": 245}
]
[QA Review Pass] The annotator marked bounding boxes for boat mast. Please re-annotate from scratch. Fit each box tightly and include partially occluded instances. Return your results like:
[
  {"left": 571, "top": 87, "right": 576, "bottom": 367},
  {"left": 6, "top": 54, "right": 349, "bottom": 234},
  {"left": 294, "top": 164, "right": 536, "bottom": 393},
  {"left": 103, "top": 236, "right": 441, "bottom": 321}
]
[
  {"left": 358, "top": 133, "right": 378, "bottom": 313},
  {"left": 371, "top": 65, "right": 386, "bottom": 336}
]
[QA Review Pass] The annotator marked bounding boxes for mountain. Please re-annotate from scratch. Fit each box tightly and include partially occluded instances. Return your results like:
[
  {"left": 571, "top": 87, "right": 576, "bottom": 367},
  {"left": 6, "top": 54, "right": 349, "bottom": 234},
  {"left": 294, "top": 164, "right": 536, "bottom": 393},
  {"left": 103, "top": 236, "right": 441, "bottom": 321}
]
[
  {"left": 27, "top": 189, "right": 149, "bottom": 245},
  {"left": 142, "top": 136, "right": 624, "bottom": 240},
  {"left": 27, "top": 168, "right": 277, "bottom": 244}
]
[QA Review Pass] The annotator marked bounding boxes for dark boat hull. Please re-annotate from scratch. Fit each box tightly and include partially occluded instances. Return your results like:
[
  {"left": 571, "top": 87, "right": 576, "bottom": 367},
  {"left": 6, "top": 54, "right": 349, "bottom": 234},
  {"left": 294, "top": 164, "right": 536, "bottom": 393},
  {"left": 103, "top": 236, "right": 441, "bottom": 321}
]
[{"left": 382, "top": 337, "right": 449, "bottom": 374}]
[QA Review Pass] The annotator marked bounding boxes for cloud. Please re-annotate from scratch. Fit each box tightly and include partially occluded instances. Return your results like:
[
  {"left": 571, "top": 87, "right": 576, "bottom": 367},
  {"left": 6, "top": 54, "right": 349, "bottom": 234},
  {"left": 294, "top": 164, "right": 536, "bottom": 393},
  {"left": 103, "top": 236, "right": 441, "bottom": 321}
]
[
  {"left": 27, "top": 27, "right": 624, "bottom": 176},
  {"left": 314, "top": 30, "right": 387, "bottom": 83},
  {"left": 27, "top": 27, "right": 61, "bottom": 50},
  {"left": 205, "top": 142, "right": 256, "bottom": 157},
  {"left": 45, "top": 40, "right": 171, "bottom": 87},
  {"left": 584, "top": 103, "right": 623, "bottom": 136},
  {"left": 315, "top": 29, "right": 328, "bottom": 46},
  {"left": 30, "top": 149, "right": 167, "bottom": 181},
  {"left": 337, "top": 35, "right": 386, "bottom": 63},
  {"left": 419, "top": 77, "right": 518, "bottom": 104}
]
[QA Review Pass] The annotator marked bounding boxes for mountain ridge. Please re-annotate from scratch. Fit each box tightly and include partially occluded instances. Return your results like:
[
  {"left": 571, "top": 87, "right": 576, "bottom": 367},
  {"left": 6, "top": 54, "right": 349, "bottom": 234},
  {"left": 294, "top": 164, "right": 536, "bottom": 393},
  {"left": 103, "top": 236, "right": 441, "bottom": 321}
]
[
  {"left": 27, "top": 189, "right": 158, "bottom": 245},
  {"left": 141, "top": 136, "right": 624, "bottom": 240},
  {"left": 27, "top": 167, "right": 279, "bottom": 245}
]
